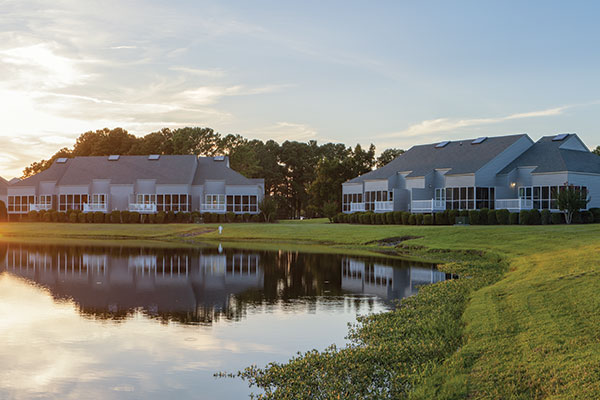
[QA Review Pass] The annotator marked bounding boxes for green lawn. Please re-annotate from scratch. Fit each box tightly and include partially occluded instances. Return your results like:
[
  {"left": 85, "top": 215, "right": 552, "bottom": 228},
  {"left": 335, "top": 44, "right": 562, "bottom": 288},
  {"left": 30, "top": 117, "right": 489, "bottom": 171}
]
[{"left": 1, "top": 220, "right": 599, "bottom": 398}]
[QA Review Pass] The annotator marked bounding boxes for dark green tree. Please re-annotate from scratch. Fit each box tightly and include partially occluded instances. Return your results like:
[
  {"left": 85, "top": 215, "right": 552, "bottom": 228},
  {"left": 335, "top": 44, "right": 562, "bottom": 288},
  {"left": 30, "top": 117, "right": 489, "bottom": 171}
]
[
  {"left": 557, "top": 185, "right": 590, "bottom": 224},
  {"left": 376, "top": 148, "right": 405, "bottom": 168}
]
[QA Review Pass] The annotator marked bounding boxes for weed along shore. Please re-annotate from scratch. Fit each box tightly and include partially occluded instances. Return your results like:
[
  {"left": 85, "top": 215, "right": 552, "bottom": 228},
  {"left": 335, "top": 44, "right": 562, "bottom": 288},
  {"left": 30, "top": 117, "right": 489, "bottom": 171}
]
[{"left": 1, "top": 221, "right": 600, "bottom": 398}]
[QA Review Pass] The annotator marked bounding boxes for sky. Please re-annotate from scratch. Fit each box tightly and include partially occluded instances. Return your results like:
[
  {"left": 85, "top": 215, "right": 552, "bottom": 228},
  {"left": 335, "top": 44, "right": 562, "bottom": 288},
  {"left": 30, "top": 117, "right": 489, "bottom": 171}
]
[{"left": 1, "top": 0, "right": 600, "bottom": 178}]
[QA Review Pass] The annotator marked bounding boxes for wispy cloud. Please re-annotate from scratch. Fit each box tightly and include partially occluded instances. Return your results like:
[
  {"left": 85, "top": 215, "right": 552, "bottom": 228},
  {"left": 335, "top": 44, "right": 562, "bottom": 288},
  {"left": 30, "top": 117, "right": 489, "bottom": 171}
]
[
  {"left": 379, "top": 105, "right": 571, "bottom": 140},
  {"left": 246, "top": 122, "right": 318, "bottom": 142}
]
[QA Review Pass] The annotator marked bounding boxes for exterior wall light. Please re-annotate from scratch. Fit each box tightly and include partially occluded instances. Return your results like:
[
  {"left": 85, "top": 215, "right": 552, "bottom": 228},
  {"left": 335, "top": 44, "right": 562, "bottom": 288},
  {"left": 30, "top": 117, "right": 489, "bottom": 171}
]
[{"left": 510, "top": 182, "right": 516, "bottom": 188}]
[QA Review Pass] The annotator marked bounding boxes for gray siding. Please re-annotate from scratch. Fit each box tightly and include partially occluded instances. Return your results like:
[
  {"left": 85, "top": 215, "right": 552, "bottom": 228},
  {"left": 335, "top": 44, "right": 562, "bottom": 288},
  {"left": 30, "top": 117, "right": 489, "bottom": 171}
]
[
  {"left": 568, "top": 172, "right": 600, "bottom": 209},
  {"left": 475, "top": 135, "right": 533, "bottom": 186}
]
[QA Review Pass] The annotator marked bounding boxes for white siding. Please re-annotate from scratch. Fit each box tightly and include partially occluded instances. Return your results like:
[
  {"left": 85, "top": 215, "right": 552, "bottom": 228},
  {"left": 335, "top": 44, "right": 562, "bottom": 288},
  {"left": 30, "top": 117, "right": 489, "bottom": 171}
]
[
  {"left": 405, "top": 177, "right": 425, "bottom": 190},
  {"left": 109, "top": 185, "right": 134, "bottom": 211},
  {"left": 567, "top": 173, "right": 600, "bottom": 209},
  {"left": 204, "top": 181, "right": 226, "bottom": 195},
  {"left": 58, "top": 185, "right": 89, "bottom": 195},
  {"left": 342, "top": 183, "right": 363, "bottom": 195},
  {"left": 191, "top": 185, "right": 204, "bottom": 211},
  {"left": 364, "top": 180, "right": 388, "bottom": 191},
  {"left": 8, "top": 187, "right": 36, "bottom": 196},
  {"left": 445, "top": 174, "right": 475, "bottom": 187},
  {"left": 92, "top": 179, "right": 110, "bottom": 194},
  {"left": 39, "top": 182, "right": 56, "bottom": 195},
  {"left": 560, "top": 136, "right": 589, "bottom": 152},
  {"left": 156, "top": 184, "right": 191, "bottom": 195},
  {"left": 135, "top": 179, "right": 156, "bottom": 194},
  {"left": 225, "top": 185, "right": 262, "bottom": 195},
  {"left": 530, "top": 172, "right": 569, "bottom": 187}
]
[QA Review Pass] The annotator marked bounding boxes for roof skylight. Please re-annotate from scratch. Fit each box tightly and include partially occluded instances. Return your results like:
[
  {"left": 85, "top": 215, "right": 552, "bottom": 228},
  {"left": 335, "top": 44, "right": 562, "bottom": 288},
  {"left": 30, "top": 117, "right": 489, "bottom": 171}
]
[
  {"left": 108, "top": 155, "right": 120, "bottom": 161},
  {"left": 56, "top": 158, "right": 68, "bottom": 164},
  {"left": 552, "top": 133, "right": 569, "bottom": 141},
  {"left": 148, "top": 154, "right": 160, "bottom": 160},
  {"left": 472, "top": 137, "right": 487, "bottom": 144},
  {"left": 213, "top": 156, "right": 225, "bottom": 161},
  {"left": 435, "top": 141, "right": 450, "bottom": 148}
]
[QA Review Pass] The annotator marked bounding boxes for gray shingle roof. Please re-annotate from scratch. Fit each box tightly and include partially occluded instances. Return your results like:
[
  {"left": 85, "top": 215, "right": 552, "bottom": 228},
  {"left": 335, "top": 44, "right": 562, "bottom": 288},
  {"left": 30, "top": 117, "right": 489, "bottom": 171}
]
[
  {"left": 193, "top": 157, "right": 264, "bottom": 186},
  {"left": 346, "top": 134, "right": 528, "bottom": 183},
  {"left": 12, "top": 161, "right": 72, "bottom": 187},
  {"left": 58, "top": 155, "right": 198, "bottom": 185},
  {"left": 499, "top": 135, "right": 600, "bottom": 174},
  {"left": 0, "top": 176, "right": 7, "bottom": 195}
]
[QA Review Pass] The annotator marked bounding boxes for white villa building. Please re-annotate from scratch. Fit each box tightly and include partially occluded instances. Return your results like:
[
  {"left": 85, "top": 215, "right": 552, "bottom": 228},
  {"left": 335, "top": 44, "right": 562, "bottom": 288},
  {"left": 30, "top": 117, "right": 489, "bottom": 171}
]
[
  {"left": 5, "top": 155, "right": 264, "bottom": 218},
  {"left": 343, "top": 133, "right": 600, "bottom": 214}
]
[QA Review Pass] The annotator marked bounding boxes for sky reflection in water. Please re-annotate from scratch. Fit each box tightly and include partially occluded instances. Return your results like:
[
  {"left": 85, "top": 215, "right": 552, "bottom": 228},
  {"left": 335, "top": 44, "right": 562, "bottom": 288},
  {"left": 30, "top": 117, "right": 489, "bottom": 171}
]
[{"left": 0, "top": 242, "right": 449, "bottom": 399}]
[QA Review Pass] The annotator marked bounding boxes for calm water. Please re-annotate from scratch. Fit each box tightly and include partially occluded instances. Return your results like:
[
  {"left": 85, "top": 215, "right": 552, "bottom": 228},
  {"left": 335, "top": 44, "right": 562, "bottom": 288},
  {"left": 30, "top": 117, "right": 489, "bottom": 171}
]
[{"left": 0, "top": 242, "right": 450, "bottom": 399}]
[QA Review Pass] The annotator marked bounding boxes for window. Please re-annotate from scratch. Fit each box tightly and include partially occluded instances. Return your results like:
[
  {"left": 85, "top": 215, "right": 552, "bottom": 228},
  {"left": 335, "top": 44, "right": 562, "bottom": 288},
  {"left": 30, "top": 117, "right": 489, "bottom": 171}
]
[
  {"left": 204, "top": 194, "right": 225, "bottom": 212},
  {"left": 524, "top": 185, "right": 587, "bottom": 210},
  {"left": 7, "top": 195, "right": 35, "bottom": 213},
  {"left": 136, "top": 194, "right": 156, "bottom": 204},
  {"left": 225, "top": 194, "right": 259, "bottom": 213},
  {"left": 157, "top": 194, "right": 190, "bottom": 212},
  {"left": 59, "top": 194, "right": 89, "bottom": 211}
]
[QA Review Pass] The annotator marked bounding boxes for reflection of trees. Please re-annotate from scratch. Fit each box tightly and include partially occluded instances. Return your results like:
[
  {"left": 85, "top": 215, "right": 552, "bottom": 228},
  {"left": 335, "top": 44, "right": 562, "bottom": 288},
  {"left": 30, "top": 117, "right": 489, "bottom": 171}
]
[{"left": 0, "top": 242, "right": 436, "bottom": 326}]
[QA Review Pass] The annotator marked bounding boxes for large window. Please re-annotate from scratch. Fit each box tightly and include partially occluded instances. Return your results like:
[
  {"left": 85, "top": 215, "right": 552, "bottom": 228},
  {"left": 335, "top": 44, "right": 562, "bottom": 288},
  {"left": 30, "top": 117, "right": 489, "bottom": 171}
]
[
  {"left": 364, "top": 190, "right": 393, "bottom": 211},
  {"left": 521, "top": 185, "right": 587, "bottom": 210},
  {"left": 226, "top": 195, "right": 259, "bottom": 213},
  {"left": 59, "top": 194, "right": 89, "bottom": 211},
  {"left": 445, "top": 187, "right": 495, "bottom": 210},
  {"left": 157, "top": 194, "right": 190, "bottom": 212},
  {"left": 38, "top": 195, "right": 53, "bottom": 207},
  {"left": 342, "top": 193, "right": 363, "bottom": 212},
  {"left": 90, "top": 194, "right": 106, "bottom": 205},
  {"left": 135, "top": 194, "right": 156, "bottom": 204},
  {"left": 8, "top": 195, "right": 35, "bottom": 213}
]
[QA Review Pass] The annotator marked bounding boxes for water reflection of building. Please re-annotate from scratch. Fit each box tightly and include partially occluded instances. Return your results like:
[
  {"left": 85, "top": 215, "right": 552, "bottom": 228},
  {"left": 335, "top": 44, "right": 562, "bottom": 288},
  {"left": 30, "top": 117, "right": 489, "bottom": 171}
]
[
  {"left": 341, "top": 258, "right": 449, "bottom": 300},
  {"left": 1, "top": 244, "right": 263, "bottom": 324}
]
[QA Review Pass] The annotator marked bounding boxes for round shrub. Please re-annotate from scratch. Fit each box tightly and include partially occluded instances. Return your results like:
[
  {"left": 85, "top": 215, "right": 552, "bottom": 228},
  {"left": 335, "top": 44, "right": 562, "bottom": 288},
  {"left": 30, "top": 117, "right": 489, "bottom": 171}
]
[
  {"left": 110, "top": 210, "right": 122, "bottom": 223},
  {"left": 479, "top": 208, "right": 489, "bottom": 225},
  {"left": 399, "top": 212, "right": 407, "bottom": 225},
  {"left": 423, "top": 214, "right": 433, "bottom": 225},
  {"left": 415, "top": 214, "right": 424, "bottom": 225},
  {"left": 93, "top": 212, "right": 105, "bottom": 223},
  {"left": 385, "top": 212, "right": 394, "bottom": 225},
  {"left": 148, "top": 213, "right": 157, "bottom": 224},
  {"left": 540, "top": 209, "right": 551, "bottom": 225},
  {"left": 129, "top": 212, "right": 140, "bottom": 223},
  {"left": 434, "top": 212, "right": 448, "bottom": 225},
  {"left": 393, "top": 211, "right": 403, "bottom": 224},
  {"left": 368, "top": 212, "right": 376, "bottom": 225},
  {"left": 68, "top": 213, "right": 78, "bottom": 223},
  {"left": 251, "top": 214, "right": 262, "bottom": 222},
  {"left": 167, "top": 211, "right": 176, "bottom": 223},
  {"left": 447, "top": 210, "right": 458, "bottom": 225},
  {"left": 459, "top": 210, "right": 469, "bottom": 218},
  {"left": 487, "top": 210, "right": 497, "bottom": 225},
  {"left": 590, "top": 208, "right": 600, "bottom": 223},
  {"left": 218, "top": 213, "right": 227, "bottom": 223},
  {"left": 529, "top": 209, "right": 541, "bottom": 225},
  {"left": 58, "top": 212, "right": 67, "bottom": 222},
  {"left": 156, "top": 211, "right": 166, "bottom": 224},
  {"left": 582, "top": 210, "right": 594, "bottom": 224},
  {"left": 519, "top": 210, "right": 530, "bottom": 225},
  {"left": 509, "top": 212, "right": 519, "bottom": 225},
  {"left": 496, "top": 209, "right": 510, "bottom": 225},
  {"left": 28, "top": 210, "right": 40, "bottom": 222},
  {"left": 551, "top": 212, "right": 563, "bottom": 224},
  {"left": 468, "top": 210, "right": 481, "bottom": 225},
  {"left": 408, "top": 214, "right": 416, "bottom": 225},
  {"left": 375, "top": 213, "right": 384, "bottom": 225},
  {"left": 85, "top": 212, "right": 94, "bottom": 223},
  {"left": 226, "top": 212, "right": 236, "bottom": 223},
  {"left": 243, "top": 213, "right": 251, "bottom": 222},
  {"left": 43, "top": 212, "right": 52, "bottom": 222}
]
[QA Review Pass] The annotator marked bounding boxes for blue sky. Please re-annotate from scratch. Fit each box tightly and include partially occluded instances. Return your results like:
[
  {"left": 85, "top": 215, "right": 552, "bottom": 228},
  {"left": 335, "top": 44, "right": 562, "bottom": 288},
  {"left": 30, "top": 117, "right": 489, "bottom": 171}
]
[{"left": 1, "top": 0, "right": 599, "bottom": 177}]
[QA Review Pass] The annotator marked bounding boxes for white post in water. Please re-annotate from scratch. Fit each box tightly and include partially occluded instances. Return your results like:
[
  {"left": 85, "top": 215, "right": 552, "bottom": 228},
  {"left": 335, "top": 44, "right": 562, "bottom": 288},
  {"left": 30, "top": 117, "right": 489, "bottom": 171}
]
[{"left": 218, "top": 225, "right": 223, "bottom": 235}]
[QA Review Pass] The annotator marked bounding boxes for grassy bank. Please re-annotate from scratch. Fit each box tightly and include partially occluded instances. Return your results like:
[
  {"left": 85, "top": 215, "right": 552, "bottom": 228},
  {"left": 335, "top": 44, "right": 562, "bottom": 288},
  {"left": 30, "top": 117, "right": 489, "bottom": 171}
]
[{"left": 1, "top": 221, "right": 599, "bottom": 398}]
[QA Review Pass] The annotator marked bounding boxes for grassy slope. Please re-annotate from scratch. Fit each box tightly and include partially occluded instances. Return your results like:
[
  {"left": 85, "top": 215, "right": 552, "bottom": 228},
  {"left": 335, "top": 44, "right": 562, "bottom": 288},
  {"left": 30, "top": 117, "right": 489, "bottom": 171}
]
[{"left": 1, "top": 220, "right": 599, "bottom": 397}]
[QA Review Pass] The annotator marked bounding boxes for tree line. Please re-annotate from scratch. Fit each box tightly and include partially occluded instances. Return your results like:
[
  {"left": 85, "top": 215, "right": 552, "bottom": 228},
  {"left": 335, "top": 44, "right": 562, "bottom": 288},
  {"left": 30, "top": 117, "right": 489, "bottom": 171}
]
[{"left": 24, "top": 127, "right": 404, "bottom": 219}]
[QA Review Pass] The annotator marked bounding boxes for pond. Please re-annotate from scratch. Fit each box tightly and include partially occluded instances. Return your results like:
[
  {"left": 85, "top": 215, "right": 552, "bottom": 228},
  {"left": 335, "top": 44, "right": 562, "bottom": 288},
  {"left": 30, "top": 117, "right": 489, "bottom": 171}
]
[{"left": 0, "top": 241, "right": 452, "bottom": 399}]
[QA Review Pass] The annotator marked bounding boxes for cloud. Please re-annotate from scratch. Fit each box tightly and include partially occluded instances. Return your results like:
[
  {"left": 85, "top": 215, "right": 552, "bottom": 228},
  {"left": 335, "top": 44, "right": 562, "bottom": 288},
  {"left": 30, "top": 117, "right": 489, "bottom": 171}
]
[
  {"left": 246, "top": 122, "right": 318, "bottom": 142},
  {"left": 109, "top": 45, "right": 137, "bottom": 49},
  {"left": 379, "top": 105, "right": 572, "bottom": 140},
  {"left": 169, "top": 66, "right": 226, "bottom": 78}
]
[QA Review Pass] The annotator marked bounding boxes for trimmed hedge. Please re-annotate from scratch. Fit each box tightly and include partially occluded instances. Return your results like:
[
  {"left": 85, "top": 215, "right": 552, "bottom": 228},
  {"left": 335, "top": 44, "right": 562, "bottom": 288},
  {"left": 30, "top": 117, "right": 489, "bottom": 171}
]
[
  {"left": 415, "top": 214, "right": 424, "bottom": 225},
  {"left": 487, "top": 210, "right": 497, "bottom": 225},
  {"left": 510, "top": 212, "right": 519, "bottom": 225},
  {"left": 468, "top": 210, "right": 481, "bottom": 225},
  {"left": 541, "top": 209, "right": 551, "bottom": 225},
  {"left": 496, "top": 209, "right": 510, "bottom": 225},
  {"left": 551, "top": 212, "right": 563, "bottom": 224},
  {"left": 423, "top": 214, "right": 433, "bottom": 225}
]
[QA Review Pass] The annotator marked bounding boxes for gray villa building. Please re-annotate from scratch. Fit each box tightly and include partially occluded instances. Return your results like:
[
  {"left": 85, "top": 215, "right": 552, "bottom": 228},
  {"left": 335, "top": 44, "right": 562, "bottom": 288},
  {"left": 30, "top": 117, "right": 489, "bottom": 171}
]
[
  {"left": 343, "top": 133, "right": 600, "bottom": 213},
  {"left": 5, "top": 155, "right": 264, "bottom": 217}
]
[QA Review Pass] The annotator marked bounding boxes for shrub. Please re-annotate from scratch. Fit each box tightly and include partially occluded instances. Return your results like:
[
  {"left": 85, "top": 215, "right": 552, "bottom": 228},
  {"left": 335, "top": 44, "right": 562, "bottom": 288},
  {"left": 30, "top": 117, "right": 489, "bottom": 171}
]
[
  {"left": 167, "top": 211, "right": 176, "bottom": 223},
  {"left": 487, "top": 210, "right": 497, "bottom": 225},
  {"left": 401, "top": 212, "right": 410, "bottom": 225},
  {"left": 375, "top": 213, "right": 384, "bottom": 225},
  {"left": 368, "top": 213, "right": 376, "bottom": 225},
  {"left": 509, "top": 212, "right": 519, "bottom": 225},
  {"left": 28, "top": 210, "right": 40, "bottom": 222},
  {"left": 572, "top": 211, "right": 583, "bottom": 224},
  {"left": 129, "top": 212, "right": 141, "bottom": 223},
  {"left": 434, "top": 212, "right": 448, "bottom": 225},
  {"left": 459, "top": 210, "right": 469, "bottom": 218},
  {"left": 519, "top": 210, "right": 530, "bottom": 225},
  {"left": 93, "top": 212, "right": 105, "bottom": 223},
  {"left": 243, "top": 213, "right": 252, "bottom": 223},
  {"left": 251, "top": 214, "right": 262, "bottom": 222},
  {"left": 496, "top": 209, "right": 510, "bottom": 225},
  {"left": 582, "top": 210, "right": 594, "bottom": 224},
  {"left": 49, "top": 211, "right": 59, "bottom": 222},
  {"left": 156, "top": 211, "right": 166, "bottom": 224},
  {"left": 148, "top": 213, "right": 157, "bottom": 224},
  {"left": 590, "top": 208, "right": 600, "bottom": 223},
  {"left": 529, "top": 209, "right": 541, "bottom": 225},
  {"left": 226, "top": 212, "right": 236, "bottom": 223},
  {"left": 42, "top": 212, "right": 52, "bottom": 222},
  {"left": 385, "top": 212, "right": 394, "bottom": 225},
  {"left": 77, "top": 212, "right": 87, "bottom": 223},
  {"left": 408, "top": 214, "right": 416, "bottom": 225},
  {"left": 68, "top": 213, "right": 78, "bottom": 223},
  {"left": 540, "top": 209, "right": 551, "bottom": 225},
  {"left": 218, "top": 213, "right": 227, "bottom": 223},
  {"left": 85, "top": 212, "right": 94, "bottom": 223},
  {"left": 423, "top": 214, "right": 433, "bottom": 225},
  {"left": 447, "top": 209, "right": 458, "bottom": 225},
  {"left": 551, "top": 212, "right": 563, "bottom": 224},
  {"left": 110, "top": 210, "right": 122, "bottom": 223},
  {"left": 415, "top": 214, "right": 424, "bottom": 225},
  {"left": 57, "top": 212, "right": 67, "bottom": 222},
  {"left": 468, "top": 210, "right": 481, "bottom": 225},
  {"left": 393, "top": 211, "right": 403, "bottom": 224},
  {"left": 479, "top": 208, "right": 489, "bottom": 225}
]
